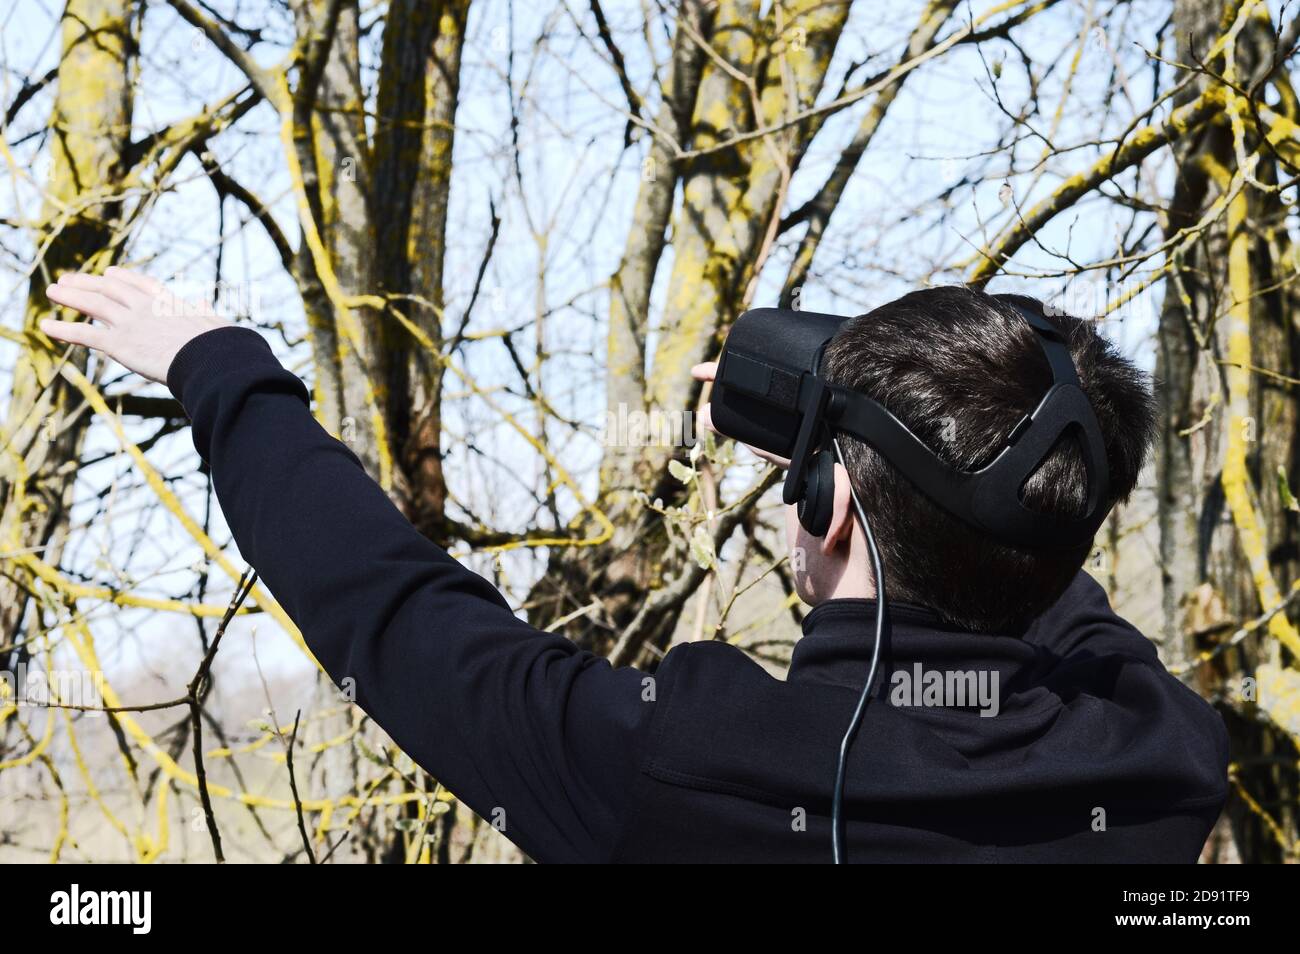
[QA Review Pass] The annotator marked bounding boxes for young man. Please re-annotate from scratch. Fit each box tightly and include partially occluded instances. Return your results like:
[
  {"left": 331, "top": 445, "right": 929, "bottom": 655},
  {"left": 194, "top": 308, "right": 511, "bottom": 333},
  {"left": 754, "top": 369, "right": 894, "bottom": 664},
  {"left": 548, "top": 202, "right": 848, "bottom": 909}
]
[{"left": 43, "top": 270, "right": 1228, "bottom": 863}]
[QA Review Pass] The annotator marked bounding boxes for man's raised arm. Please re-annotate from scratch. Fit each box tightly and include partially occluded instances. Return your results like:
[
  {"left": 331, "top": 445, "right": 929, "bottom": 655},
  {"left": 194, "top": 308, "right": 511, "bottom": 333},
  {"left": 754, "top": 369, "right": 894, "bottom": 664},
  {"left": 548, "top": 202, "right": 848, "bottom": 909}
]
[{"left": 43, "top": 269, "right": 653, "bottom": 863}]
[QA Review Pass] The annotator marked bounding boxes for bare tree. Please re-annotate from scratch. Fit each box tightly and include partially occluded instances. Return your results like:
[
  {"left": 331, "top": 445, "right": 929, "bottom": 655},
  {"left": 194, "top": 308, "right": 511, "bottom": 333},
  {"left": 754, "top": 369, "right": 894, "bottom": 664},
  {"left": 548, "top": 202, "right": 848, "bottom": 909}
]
[{"left": 3, "top": 0, "right": 1298, "bottom": 863}]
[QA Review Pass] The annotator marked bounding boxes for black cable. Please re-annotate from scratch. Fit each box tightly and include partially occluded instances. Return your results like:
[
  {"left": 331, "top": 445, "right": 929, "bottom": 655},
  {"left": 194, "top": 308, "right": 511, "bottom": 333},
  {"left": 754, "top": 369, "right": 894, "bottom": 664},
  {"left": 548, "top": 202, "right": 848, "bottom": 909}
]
[{"left": 830, "top": 437, "right": 887, "bottom": 865}]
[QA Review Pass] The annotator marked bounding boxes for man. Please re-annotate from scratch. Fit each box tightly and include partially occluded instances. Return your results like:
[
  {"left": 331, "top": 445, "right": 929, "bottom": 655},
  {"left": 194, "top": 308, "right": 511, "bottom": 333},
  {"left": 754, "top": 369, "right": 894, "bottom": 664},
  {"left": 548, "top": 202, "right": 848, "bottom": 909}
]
[{"left": 42, "top": 270, "right": 1228, "bottom": 863}]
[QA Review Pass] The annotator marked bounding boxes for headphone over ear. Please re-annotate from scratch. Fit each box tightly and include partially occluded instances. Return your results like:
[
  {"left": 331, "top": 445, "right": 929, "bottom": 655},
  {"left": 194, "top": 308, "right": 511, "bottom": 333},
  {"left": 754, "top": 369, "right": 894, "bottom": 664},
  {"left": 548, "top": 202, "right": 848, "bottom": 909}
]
[{"left": 796, "top": 445, "right": 836, "bottom": 537}]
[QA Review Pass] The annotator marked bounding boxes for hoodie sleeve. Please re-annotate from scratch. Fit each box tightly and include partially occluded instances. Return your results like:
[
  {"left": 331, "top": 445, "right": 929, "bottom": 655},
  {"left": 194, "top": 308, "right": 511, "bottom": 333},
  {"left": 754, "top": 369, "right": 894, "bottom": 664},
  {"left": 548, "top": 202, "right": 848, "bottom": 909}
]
[{"left": 166, "top": 325, "right": 655, "bottom": 863}]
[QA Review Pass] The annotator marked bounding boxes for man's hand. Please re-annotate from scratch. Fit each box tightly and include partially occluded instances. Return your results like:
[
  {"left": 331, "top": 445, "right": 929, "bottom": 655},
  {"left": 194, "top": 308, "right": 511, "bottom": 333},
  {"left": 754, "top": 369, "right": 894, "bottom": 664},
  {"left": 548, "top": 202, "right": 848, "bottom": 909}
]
[
  {"left": 691, "top": 361, "right": 792, "bottom": 468},
  {"left": 42, "top": 267, "right": 230, "bottom": 383}
]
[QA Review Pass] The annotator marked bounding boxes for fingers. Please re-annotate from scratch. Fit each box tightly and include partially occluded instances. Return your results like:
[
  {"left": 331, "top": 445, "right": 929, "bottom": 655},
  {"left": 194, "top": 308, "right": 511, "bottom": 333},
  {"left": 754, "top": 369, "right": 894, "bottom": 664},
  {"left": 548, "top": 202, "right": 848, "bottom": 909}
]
[
  {"left": 105, "top": 265, "right": 165, "bottom": 296},
  {"left": 756, "top": 447, "right": 792, "bottom": 469},
  {"left": 697, "top": 402, "right": 717, "bottom": 435},
  {"left": 691, "top": 361, "right": 717, "bottom": 382},
  {"left": 40, "top": 318, "right": 108, "bottom": 351},
  {"left": 45, "top": 283, "right": 129, "bottom": 325},
  {"left": 54, "top": 271, "right": 141, "bottom": 310}
]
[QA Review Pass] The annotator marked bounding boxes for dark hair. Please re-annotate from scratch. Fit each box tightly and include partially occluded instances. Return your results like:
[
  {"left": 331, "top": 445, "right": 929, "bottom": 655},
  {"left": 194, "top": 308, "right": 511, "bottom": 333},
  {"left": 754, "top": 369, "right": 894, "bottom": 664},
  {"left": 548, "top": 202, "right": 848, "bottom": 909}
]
[{"left": 819, "top": 285, "right": 1155, "bottom": 633}]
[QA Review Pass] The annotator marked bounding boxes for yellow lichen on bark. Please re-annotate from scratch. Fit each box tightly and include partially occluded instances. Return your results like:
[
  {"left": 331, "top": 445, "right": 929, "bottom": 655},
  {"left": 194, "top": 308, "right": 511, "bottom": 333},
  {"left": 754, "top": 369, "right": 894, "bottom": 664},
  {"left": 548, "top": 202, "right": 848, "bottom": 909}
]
[
  {"left": 275, "top": 73, "right": 394, "bottom": 491},
  {"left": 1219, "top": 171, "right": 1300, "bottom": 659}
]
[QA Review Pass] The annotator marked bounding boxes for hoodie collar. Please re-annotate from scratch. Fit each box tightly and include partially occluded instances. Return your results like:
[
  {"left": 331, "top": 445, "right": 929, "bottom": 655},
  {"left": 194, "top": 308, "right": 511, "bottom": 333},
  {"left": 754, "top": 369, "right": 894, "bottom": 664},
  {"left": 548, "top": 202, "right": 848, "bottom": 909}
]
[{"left": 789, "top": 597, "right": 1048, "bottom": 699}]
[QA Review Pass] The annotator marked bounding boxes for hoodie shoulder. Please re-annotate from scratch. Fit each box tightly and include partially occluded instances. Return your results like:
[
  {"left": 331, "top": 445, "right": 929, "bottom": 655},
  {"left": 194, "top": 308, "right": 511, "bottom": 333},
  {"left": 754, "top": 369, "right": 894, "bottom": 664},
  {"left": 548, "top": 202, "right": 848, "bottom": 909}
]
[
  {"left": 1023, "top": 570, "right": 1159, "bottom": 663},
  {"left": 1025, "top": 571, "right": 1229, "bottom": 812}
]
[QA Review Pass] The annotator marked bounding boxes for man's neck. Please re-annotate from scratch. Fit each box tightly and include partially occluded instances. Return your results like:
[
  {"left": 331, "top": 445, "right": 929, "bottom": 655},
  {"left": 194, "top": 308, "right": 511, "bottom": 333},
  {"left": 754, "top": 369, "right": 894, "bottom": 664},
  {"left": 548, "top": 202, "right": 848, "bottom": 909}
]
[
  {"left": 821, "top": 571, "right": 875, "bottom": 602},
  {"left": 809, "top": 524, "right": 877, "bottom": 602}
]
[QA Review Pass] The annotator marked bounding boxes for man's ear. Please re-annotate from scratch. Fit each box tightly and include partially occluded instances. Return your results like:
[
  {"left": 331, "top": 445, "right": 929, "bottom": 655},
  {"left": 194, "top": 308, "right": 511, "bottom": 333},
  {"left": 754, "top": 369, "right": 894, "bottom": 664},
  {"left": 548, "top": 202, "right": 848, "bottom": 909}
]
[{"left": 820, "top": 462, "right": 855, "bottom": 555}]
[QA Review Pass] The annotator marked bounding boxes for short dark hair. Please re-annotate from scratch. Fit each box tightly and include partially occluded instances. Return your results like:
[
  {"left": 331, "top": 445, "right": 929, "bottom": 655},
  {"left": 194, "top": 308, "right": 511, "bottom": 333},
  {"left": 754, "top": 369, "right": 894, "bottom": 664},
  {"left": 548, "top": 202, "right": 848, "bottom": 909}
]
[{"left": 820, "top": 285, "right": 1155, "bottom": 633}]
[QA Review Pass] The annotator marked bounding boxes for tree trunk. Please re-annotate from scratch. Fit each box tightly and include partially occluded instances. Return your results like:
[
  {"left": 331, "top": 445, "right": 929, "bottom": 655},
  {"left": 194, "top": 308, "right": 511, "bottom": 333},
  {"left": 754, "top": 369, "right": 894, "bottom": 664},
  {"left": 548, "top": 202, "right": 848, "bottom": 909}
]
[
  {"left": 1158, "top": 0, "right": 1300, "bottom": 863},
  {"left": 0, "top": 0, "right": 135, "bottom": 652}
]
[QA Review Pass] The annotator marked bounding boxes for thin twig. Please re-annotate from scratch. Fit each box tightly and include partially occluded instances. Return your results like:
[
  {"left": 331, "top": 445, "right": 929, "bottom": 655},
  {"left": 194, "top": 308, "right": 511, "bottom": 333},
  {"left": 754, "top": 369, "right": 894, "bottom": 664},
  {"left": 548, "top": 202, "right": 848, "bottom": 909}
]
[{"left": 286, "top": 709, "right": 317, "bottom": 863}]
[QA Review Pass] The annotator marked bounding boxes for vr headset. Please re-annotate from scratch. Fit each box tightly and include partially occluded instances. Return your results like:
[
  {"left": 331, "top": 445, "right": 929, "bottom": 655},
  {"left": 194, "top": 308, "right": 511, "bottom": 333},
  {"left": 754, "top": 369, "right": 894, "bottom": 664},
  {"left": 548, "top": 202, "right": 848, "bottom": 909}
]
[{"left": 709, "top": 303, "right": 1111, "bottom": 551}]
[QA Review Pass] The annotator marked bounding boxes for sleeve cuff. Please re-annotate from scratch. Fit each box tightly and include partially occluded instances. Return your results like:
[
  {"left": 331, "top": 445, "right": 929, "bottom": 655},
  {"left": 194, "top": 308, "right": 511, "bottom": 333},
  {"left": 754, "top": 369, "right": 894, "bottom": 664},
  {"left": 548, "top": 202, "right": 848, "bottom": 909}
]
[{"left": 166, "top": 325, "right": 282, "bottom": 411}]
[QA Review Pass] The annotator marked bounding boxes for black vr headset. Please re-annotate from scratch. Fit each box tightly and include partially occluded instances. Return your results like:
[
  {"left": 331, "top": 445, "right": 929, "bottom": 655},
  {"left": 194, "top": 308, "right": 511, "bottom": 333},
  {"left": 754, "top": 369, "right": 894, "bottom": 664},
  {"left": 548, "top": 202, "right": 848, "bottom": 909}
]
[{"left": 709, "top": 302, "right": 1111, "bottom": 551}]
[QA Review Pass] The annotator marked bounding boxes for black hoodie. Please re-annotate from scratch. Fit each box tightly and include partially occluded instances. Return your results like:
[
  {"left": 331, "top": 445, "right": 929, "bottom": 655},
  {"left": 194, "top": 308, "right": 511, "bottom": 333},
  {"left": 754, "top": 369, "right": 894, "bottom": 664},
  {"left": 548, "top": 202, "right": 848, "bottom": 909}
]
[{"left": 167, "top": 325, "right": 1229, "bottom": 863}]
